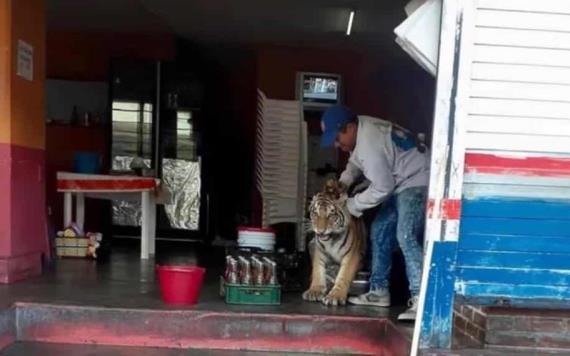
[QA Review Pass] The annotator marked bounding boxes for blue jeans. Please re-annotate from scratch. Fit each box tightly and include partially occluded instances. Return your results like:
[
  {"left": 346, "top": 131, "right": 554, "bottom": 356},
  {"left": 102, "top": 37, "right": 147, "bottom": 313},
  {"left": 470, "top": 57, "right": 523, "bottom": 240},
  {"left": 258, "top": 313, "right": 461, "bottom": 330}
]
[{"left": 369, "top": 186, "right": 426, "bottom": 296}]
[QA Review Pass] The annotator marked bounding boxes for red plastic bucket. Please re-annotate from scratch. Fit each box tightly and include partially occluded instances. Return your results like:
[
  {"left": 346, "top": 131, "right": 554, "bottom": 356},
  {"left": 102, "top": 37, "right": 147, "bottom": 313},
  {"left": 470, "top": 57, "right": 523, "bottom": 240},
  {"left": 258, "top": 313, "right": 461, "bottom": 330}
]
[{"left": 157, "top": 265, "right": 206, "bottom": 305}]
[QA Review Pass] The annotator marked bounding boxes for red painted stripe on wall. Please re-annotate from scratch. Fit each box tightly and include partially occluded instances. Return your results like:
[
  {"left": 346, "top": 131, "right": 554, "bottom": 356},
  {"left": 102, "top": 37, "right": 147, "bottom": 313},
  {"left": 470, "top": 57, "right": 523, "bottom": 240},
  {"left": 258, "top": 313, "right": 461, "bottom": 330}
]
[
  {"left": 57, "top": 179, "right": 155, "bottom": 191},
  {"left": 428, "top": 199, "right": 461, "bottom": 220},
  {"left": 465, "top": 153, "right": 570, "bottom": 177}
]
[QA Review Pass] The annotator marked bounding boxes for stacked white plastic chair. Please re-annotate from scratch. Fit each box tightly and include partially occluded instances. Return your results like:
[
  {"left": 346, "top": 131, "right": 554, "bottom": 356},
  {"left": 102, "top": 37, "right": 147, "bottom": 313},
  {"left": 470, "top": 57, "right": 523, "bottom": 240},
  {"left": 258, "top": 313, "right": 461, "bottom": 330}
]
[{"left": 255, "top": 90, "right": 308, "bottom": 250}]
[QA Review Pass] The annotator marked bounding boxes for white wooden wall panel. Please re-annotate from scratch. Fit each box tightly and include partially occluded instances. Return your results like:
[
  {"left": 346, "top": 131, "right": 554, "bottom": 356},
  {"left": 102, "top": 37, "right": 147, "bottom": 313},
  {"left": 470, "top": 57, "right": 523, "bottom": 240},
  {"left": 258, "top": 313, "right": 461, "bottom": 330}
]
[
  {"left": 474, "top": 27, "right": 570, "bottom": 51},
  {"left": 473, "top": 46, "right": 570, "bottom": 67},
  {"left": 469, "top": 98, "right": 570, "bottom": 119},
  {"left": 476, "top": 0, "right": 570, "bottom": 14},
  {"left": 467, "top": 0, "right": 570, "bottom": 157},
  {"left": 463, "top": 183, "right": 570, "bottom": 200},
  {"left": 476, "top": 10, "right": 570, "bottom": 32},
  {"left": 466, "top": 132, "right": 570, "bottom": 153},
  {"left": 471, "top": 81, "right": 570, "bottom": 102},
  {"left": 472, "top": 63, "right": 570, "bottom": 86},
  {"left": 467, "top": 116, "right": 570, "bottom": 137},
  {"left": 464, "top": 173, "right": 570, "bottom": 187}
]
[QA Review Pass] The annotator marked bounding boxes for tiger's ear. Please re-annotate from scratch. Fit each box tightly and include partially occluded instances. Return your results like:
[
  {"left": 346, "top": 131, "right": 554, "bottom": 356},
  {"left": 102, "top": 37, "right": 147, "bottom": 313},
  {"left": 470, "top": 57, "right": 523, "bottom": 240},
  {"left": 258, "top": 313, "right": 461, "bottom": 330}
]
[{"left": 323, "top": 179, "right": 346, "bottom": 199}]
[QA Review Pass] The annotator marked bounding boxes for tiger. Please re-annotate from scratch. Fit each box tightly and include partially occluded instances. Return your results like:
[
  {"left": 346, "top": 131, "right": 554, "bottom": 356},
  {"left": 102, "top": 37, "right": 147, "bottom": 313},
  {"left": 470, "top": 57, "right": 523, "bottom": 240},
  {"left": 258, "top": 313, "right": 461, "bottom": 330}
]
[{"left": 302, "top": 179, "right": 366, "bottom": 306}]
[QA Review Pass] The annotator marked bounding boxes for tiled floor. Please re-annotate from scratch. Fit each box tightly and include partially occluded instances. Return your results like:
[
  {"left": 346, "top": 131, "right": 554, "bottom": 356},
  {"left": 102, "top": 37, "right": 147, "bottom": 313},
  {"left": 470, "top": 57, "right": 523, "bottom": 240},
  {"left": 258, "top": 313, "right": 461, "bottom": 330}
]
[
  {"left": 5, "top": 241, "right": 556, "bottom": 355},
  {"left": 0, "top": 241, "right": 412, "bottom": 355},
  {"left": 0, "top": 241, "right": 405, "bottom": 320}
]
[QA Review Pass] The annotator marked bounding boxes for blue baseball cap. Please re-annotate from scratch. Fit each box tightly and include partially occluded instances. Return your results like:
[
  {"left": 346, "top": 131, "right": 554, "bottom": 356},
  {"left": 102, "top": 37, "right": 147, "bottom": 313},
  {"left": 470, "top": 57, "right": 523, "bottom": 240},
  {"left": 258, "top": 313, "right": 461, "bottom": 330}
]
[{"left": 320, "top": 105, "right": 356, "bottom": 148}]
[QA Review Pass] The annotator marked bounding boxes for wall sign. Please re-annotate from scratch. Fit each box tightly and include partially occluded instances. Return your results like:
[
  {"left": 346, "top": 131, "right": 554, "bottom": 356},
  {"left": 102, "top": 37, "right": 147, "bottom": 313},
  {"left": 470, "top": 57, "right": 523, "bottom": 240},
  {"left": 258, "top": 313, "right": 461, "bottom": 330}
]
[{"left": 16, "top": 40, "right": 33, "bottom": 81}]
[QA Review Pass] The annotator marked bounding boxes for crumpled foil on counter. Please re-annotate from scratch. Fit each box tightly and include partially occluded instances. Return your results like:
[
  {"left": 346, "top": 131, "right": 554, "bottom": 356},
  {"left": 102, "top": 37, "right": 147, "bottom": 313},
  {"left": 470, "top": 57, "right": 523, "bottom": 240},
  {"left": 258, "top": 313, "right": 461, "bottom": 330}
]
[
  {"left": 111, "top": 156, "right": 200, "bottom": 230},
  {"left": 162, "top": 158, "right": 200, "bottom": 230}
]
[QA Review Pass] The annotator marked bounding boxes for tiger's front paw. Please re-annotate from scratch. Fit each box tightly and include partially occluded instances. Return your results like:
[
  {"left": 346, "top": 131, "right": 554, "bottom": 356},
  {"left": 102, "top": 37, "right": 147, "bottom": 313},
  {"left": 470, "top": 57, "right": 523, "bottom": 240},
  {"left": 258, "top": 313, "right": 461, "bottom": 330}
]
[
  {"left": 302, "top": 286, "right": 327, "bottom": 302},
  {"left": 322, "top": 287, "right": 347, "bottom": 306}
]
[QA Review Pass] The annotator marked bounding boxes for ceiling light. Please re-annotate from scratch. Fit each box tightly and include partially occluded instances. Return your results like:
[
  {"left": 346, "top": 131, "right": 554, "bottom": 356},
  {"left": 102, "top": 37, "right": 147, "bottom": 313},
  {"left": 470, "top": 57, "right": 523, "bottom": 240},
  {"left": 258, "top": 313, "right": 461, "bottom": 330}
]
[{"left": 346, "top": 11, "right": 355, "bottom": 36}]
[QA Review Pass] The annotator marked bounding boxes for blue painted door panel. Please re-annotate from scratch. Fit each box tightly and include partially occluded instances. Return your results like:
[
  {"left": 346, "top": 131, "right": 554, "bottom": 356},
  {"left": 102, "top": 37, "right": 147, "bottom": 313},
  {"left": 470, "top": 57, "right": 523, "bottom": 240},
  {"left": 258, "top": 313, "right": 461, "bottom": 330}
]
[
  {"left": 461, "top": 217, "right": 570, "bottom": 238},
  {"left": 457, "top": 250, "right": 570, "bottom": 270},
  {"left": 457, "top": 197, "right": 570, "bottom": 302},
  {"left": 459, "top": 283, "right": 570, "bottom": 301},
  {"left": 458, "top": 267, "right": 570, "bottom": 286},
  {"left": 459, "top": 234, "right": 570, "bottom": 254},
  {"left": 462, "top": 198, "right": 570, "bottom": 220}
]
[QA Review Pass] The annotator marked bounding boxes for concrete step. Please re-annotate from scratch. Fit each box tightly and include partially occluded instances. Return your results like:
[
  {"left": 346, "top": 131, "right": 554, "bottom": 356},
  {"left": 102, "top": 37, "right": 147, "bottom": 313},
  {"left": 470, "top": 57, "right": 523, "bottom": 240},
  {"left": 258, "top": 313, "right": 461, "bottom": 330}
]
[
  {"left": 423, "top": 346, "right": 570, "bottom": 356},
  {"left": 454, "top": 304, "right": 570, "bottom": 351},
  {"left": 1, "top": 303, "right": 410, "bottom": 355},
  {"left": 485, "top": 307, "right": 570, "bottom": 350},
  {"left": 1, "top": 342, "right": 316, "bottom": 356}
]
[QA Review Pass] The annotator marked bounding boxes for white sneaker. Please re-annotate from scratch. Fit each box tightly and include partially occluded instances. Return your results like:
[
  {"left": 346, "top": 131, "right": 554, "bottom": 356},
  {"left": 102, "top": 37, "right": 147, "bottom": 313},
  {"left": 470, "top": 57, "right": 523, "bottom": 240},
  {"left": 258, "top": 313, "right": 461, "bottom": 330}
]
[
  {"left": 348, "top": 289, "right": 391, "bottom": 307},
  {"left": 398, "top": 296, "right": 419, "bottom": 321}
]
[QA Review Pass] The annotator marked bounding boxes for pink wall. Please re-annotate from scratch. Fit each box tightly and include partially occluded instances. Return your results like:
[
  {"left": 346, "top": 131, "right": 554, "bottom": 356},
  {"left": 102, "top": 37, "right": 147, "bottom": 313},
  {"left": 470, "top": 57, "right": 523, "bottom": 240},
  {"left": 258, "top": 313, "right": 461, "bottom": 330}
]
[
  {"left": 0, "top": 143, "right": 46, "bottom": 283},
  {"left": 256, "top": 45, "right": 435, "bottom": 135},
  {"left": 0, "top": 145, "right": 11, "bottom": 255},
  {"left": 46, "top": 31, "right": 176, "bottom": 81},
  {"left": 9, "top": 146, "right": 47, "bottom": 257}
]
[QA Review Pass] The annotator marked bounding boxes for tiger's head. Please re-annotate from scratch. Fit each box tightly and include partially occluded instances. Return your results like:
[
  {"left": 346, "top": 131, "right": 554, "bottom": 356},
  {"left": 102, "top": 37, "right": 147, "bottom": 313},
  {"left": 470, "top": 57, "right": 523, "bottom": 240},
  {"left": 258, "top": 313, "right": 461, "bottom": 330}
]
[{"left": 309, "top": 179, "right": 349, "bottom": 241}]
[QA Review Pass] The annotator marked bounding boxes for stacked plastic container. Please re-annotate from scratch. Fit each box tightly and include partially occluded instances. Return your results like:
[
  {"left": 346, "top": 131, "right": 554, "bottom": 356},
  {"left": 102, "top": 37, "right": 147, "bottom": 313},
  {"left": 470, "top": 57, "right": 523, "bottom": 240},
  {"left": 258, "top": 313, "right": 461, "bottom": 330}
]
[{"left": 237, "top": 227, "right": 276, "bottom": 251}]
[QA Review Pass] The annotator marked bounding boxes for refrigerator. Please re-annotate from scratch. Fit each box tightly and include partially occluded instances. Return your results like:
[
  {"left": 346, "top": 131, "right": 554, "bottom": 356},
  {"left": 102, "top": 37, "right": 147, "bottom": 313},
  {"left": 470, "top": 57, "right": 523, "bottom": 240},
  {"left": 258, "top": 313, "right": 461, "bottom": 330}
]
[{"left": 109, "top": 59, "right": 206, "bottom": 241}]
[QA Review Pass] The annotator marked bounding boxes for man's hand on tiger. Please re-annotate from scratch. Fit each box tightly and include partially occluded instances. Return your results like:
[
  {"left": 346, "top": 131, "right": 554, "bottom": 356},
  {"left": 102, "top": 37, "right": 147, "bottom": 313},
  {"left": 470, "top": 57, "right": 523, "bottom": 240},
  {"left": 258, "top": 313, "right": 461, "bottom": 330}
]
[
  {"left": 346, "top": 197, "right": 362, "bottom": 218},
  {"left": 338, "top": 181, "right": 348, "bottom": 194}
]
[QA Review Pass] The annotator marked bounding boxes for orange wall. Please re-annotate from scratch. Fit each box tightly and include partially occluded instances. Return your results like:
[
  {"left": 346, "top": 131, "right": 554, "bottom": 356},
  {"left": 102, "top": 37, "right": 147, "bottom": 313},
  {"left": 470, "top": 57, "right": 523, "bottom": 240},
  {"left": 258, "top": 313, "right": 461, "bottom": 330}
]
[
  {"left": 46, "top": 31, "right": 176, "bottom": 81},
  {"left": 0, "top": 0, "right": 46, "bottom": 149},
  {"left": 10, "top": 0, "right": 46, "bottom": 150},
  {"left": 0, "top": 0, "right": 11, "bottom": 145}
]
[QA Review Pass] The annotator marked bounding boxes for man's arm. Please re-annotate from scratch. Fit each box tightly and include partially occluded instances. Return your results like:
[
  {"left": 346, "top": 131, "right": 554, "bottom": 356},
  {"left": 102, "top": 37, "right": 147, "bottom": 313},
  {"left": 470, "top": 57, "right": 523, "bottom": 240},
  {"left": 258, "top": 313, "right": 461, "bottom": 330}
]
[
  {"left": 347, "top": 152, "right": 395, "bottom": 217},
  {"left": 339, "top": 160, "right": 362, "bottom": 189}
]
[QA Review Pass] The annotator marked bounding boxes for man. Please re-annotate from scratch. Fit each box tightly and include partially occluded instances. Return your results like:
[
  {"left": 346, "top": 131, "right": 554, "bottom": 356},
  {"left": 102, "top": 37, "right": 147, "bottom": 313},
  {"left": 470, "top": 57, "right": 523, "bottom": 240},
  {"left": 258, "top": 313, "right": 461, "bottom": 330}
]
[{"left": 320, "top": 105, "right": 429, "bottom": 321}]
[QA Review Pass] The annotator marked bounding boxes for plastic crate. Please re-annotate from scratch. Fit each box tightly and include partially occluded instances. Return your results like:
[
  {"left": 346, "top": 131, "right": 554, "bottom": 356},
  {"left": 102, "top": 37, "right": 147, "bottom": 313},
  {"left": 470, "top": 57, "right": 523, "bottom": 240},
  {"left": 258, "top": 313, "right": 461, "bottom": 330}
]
[
  {"left": 55, "top": 237, "right": 89, "bottom": 258},
  {"left": 224, "top": 282, "right": 281, "bottom": 305}
]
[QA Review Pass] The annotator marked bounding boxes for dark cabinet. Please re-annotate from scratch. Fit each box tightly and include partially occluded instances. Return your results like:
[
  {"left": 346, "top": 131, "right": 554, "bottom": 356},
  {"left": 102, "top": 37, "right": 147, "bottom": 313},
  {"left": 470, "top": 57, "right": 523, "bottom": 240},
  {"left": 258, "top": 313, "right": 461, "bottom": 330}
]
[{"left": 109, "top": 60, "right": 206, "bottom": 241}]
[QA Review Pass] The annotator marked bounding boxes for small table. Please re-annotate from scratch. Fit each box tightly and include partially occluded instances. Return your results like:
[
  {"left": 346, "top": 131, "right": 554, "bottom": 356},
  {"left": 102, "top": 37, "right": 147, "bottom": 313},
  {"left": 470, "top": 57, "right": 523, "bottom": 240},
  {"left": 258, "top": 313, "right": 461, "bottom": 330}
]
[{"left": 57, "top": 172, "right": 169, "bottom": 259}]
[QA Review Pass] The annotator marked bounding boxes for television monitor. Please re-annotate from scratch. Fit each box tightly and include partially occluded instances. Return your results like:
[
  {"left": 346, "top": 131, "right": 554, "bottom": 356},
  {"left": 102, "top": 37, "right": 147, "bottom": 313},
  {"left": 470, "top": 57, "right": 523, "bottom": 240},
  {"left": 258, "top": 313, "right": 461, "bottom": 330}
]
[{"left": 297, "top": 72, "right": 342, "bottom": 109}]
